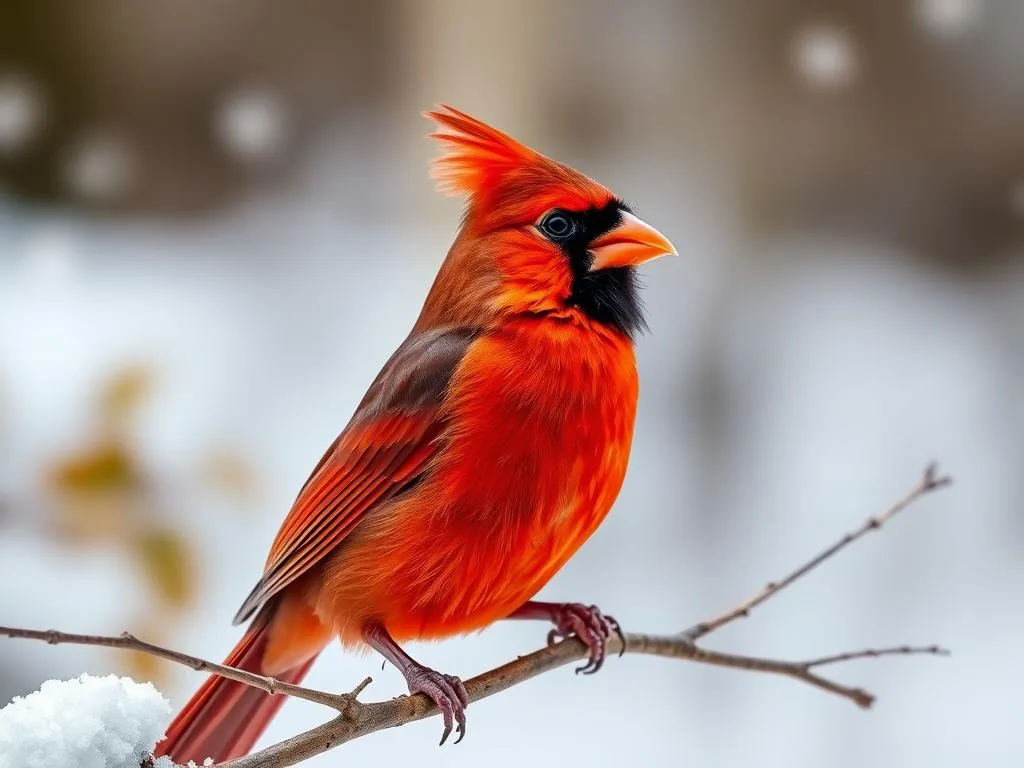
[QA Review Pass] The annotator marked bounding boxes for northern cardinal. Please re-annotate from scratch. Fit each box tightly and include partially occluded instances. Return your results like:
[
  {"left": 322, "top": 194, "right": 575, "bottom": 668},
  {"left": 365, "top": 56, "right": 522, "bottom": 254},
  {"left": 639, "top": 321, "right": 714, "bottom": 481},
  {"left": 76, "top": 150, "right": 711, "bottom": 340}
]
[{"left": 155, "top": 105, "right": 674, "bottom": 764}]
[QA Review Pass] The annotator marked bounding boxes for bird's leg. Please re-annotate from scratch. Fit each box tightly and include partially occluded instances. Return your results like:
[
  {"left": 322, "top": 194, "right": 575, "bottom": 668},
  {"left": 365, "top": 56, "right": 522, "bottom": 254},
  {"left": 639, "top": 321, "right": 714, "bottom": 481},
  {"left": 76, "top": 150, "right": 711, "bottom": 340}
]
[
  {"left": 505, "top": 601, "right": 623, "bottom": 674},
  {"left": 362, "top": 621, "right": 469, "bottom": 745}
]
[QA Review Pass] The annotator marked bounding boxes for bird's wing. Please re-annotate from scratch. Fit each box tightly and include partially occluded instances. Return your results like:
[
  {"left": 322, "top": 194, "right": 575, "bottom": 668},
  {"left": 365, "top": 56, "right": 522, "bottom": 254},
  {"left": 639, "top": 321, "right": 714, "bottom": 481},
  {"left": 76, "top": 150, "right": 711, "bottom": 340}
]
[{"left": 232, "top": 327, "right": 478, "bottom": 625}]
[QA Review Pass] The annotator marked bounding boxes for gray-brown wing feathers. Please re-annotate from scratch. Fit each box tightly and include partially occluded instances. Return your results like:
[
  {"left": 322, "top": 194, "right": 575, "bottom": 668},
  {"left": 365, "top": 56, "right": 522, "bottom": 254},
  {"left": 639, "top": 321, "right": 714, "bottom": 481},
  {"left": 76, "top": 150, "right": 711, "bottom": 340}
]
[{"left": 231, "top": 325, "right": 479, "bottom": 625}]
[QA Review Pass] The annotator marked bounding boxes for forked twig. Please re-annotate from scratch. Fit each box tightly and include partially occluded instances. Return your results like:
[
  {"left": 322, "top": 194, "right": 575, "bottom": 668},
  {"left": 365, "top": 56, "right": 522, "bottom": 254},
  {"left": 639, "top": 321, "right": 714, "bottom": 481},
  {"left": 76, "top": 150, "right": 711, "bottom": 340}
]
[{"left": 681, "top": 463, "right": 951, "bottom": 642}]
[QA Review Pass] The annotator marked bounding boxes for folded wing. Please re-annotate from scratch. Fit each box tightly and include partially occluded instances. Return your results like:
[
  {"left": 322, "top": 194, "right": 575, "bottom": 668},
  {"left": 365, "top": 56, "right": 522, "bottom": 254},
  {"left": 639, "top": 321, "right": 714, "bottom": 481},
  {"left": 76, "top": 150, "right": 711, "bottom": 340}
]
[{"left": 232, "top": 326, "right": 479, "bottom": 625}]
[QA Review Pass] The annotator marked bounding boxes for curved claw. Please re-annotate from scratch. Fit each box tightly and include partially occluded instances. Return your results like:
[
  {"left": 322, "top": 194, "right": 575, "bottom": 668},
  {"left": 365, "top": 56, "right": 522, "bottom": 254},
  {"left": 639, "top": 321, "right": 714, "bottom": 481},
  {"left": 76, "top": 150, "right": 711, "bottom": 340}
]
[
  {"left": 607, "top": 614, "right": 627, "bottom": 657},
  {"left": 404, "top": 666, "right": 469, "bottom": 745},
  {"left": 544, "top": 603, "right": 620, "bottom": 675}
]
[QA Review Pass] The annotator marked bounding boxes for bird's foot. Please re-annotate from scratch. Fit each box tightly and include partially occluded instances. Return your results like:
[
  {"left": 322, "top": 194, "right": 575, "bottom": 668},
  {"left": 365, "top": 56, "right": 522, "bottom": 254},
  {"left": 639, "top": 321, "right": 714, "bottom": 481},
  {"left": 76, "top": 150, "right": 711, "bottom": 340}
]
[
  {"left": 403, "top": 663, "right": 469, "bottom": 745},
  {"left": 543, "top": 603, "right": 623, "bottom": 675}
]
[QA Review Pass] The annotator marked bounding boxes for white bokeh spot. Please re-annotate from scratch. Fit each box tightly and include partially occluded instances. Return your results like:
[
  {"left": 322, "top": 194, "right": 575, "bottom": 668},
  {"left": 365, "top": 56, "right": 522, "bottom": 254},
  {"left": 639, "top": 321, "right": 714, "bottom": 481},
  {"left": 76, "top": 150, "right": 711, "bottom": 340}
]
[
  {"left": 0, "top": 74, "right": 44, "bottom": 154},
  {"left": 216, "top": 89, "right": 288, "bottom": 164},
  {"left": 64, "top": 132, "right": 135, "bottom": 201},
  {"left": 914, "top": 0, "right": 982, "bottom": 38},
  {"left": 792, "top": 24, "right": 860, "bottom": 90}
]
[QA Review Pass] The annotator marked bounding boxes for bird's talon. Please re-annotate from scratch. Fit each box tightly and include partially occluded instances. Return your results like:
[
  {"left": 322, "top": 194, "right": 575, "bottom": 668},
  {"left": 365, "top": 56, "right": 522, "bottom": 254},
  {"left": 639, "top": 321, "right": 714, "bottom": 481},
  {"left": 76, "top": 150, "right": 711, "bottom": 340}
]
[
  {"left": 404, "top": 665, "right": 468, "bottom": 746},
  {"left": 542, "top": 602, "right": 621, "bottom": 675}
]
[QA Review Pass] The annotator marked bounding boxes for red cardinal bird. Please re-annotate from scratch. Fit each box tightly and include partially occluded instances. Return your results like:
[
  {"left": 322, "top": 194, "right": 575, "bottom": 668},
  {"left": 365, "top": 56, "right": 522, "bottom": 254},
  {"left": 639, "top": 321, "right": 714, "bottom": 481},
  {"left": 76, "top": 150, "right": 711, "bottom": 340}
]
[{"left": 155, "top": 105, "right": 674, "bottom": 763}]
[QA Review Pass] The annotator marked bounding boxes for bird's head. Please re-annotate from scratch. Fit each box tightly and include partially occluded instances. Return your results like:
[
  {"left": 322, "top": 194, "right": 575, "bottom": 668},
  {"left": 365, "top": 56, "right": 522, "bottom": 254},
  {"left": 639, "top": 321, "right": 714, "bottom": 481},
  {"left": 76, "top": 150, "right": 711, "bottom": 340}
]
[{"left": 417, "top": 105, "right": 675, "bottom": 340}]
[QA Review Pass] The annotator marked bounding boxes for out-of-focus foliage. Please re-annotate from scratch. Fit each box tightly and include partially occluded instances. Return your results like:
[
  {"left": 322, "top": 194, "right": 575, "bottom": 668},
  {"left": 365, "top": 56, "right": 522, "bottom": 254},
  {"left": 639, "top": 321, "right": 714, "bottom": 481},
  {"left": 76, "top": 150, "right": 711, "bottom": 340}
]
[
  {"left": 135, "top": 529, "right": 195, "bottom": 609},
  {"left": 98, "top": 365, "right": 152, "bottom": 430},
  {"left": 33, "top": 367, "right": 253, "bottom": 685},
  {"left": 47, "top": 368, "right": 153, "bottom": 547},
  {"left": 50, "top": 441, "right": 138, "bottom": 496}
]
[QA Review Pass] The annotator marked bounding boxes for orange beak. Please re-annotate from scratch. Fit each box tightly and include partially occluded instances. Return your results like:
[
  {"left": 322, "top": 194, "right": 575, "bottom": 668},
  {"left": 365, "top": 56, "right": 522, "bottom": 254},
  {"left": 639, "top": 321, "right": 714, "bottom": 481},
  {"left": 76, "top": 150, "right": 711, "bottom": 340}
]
[{"left": 588, "top": 211, "right": 676, "bottom": 272}]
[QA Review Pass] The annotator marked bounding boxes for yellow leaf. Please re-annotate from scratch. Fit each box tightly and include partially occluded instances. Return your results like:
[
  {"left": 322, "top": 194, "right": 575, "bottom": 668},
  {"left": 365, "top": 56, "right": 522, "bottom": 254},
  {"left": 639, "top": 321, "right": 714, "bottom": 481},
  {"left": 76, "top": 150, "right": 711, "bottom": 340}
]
[
  {"left": 47, "top": 441, "right": 143, "bottom": 543},
  {"left": 48, "top": 441, "right": 138, "bottom": 493},
  {"left": 135, "top": 529, "right": 196, "bottom": 608},
  {"left": 100, "top": 365, "right": 153, "bottom": 425}
]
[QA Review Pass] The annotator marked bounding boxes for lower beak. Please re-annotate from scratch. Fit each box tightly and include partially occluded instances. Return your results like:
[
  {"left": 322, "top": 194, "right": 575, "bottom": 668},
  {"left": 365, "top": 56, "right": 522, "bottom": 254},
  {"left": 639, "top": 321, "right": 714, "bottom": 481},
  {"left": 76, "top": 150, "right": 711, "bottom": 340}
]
[{"left": 588, "top": 211, "right": 676, "bottom": 272}]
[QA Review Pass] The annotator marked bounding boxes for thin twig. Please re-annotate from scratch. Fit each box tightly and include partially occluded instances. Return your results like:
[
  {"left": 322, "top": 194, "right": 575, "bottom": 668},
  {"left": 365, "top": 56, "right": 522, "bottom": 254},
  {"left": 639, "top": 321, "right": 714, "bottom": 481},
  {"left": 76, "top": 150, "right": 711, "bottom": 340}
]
[
  {"left": 0, "top": 626, "right": 356, "bottom": 713},
  {"left": 681, "top": 462, "right": 952, "bottom": 642},
  {"left": 800, "top": 644, "right": 950, "bottom": 669}
]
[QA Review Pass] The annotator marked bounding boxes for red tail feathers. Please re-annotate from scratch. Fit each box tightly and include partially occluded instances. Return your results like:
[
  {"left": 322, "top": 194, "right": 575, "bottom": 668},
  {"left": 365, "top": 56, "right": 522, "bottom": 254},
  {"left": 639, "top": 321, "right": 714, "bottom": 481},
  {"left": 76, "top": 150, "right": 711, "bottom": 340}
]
[{"left": 153, "top": 619, "right": 318, "bottom": 765}]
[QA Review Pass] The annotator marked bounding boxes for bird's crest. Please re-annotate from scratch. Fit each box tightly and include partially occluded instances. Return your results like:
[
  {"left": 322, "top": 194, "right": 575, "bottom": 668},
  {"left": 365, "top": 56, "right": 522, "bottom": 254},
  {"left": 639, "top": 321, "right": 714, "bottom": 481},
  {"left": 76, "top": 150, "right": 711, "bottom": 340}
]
[
  {"left": 424, "top": 104, "right": 616, "bottom": 230},
  {"left": 425, "top": 105, "right": 550, "bottom": 199}
]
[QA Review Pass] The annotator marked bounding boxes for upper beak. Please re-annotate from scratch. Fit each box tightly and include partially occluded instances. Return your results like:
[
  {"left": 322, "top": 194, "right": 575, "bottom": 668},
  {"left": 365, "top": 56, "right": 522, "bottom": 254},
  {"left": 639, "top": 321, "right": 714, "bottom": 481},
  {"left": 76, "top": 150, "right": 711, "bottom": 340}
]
[{"left": 588, "top": 211, "right": 676, "bottom": 272}]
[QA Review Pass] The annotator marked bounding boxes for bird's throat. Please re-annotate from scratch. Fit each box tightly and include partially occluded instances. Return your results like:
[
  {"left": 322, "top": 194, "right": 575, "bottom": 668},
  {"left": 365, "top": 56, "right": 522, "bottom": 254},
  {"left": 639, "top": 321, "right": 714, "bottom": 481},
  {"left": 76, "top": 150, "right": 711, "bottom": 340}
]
[{"left": 567, "top": 265, "right": 647, "bottom": 340}]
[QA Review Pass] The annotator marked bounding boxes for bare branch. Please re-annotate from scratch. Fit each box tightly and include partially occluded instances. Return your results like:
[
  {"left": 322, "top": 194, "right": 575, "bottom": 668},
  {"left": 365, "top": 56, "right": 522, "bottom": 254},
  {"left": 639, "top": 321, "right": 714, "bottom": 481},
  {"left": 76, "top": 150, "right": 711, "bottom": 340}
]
[
  {"left": 682, "top": 462, "right": 952, "bottom": 642},
  {"left": 0, "top": 463, "right": 954, "bottom": 767},
  {"left": 0, "top": 626, "right": 356, "bottom": 713},
  {"left": 217, "top": 633, "right": 951, "bottom": 768},
  {"left": 0, "top": 625, "right": 949, "bottom": 767}
]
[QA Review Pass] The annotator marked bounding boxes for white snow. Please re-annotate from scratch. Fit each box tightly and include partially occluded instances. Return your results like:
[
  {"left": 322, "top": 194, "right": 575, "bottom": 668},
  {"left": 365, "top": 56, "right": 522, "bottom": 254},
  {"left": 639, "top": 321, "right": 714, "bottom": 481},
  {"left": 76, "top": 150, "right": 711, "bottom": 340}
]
[{"left": 0, "top": 674, "right": 171, "bottom": 768}]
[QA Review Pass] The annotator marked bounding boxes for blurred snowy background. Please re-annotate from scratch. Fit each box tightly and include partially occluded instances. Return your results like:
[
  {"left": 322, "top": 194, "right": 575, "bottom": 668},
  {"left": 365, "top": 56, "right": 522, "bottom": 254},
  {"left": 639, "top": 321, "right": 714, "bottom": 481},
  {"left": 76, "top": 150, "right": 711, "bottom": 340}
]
[{"left": 1, "top": 1, "right": 1022, "bottom": 765}]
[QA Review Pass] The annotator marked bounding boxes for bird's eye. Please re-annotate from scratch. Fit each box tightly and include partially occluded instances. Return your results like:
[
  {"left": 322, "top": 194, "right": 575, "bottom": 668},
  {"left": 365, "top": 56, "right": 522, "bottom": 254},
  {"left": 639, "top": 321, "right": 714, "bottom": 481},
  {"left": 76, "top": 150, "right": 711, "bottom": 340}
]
[{"left": 539, "top": 211, "right": 577, "bottom": 241}]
